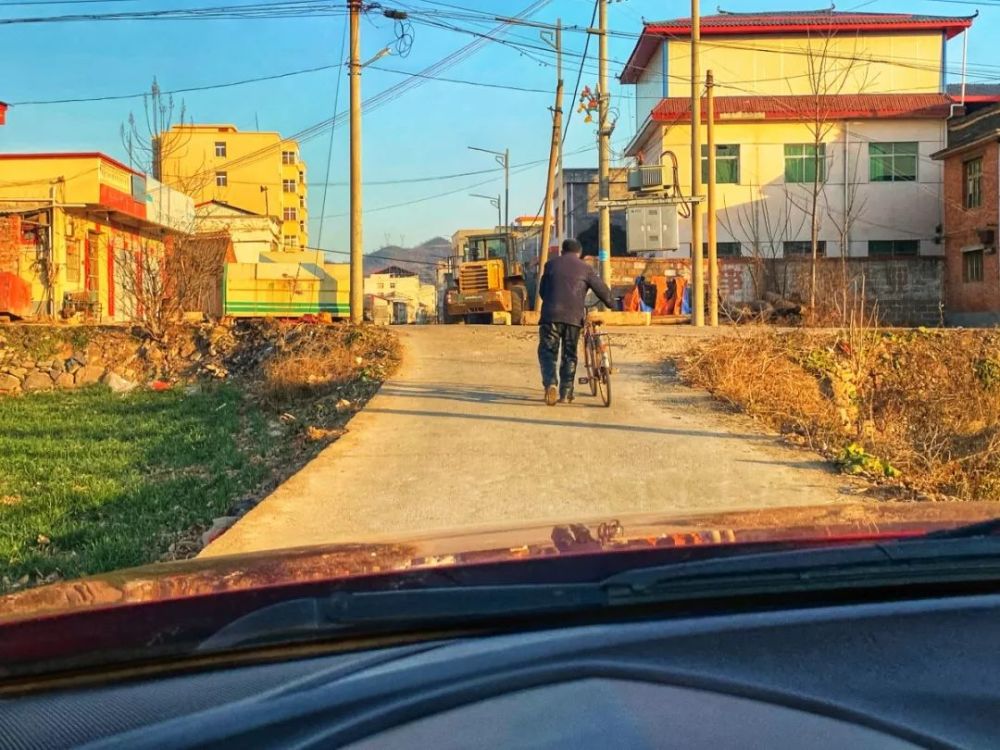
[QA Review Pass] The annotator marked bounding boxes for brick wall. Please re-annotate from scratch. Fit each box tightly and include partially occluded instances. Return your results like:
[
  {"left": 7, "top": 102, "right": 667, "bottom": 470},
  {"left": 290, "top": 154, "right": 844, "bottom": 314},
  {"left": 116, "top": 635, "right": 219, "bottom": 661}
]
[
  {"left": 585, "top": 256, "right": 943, "bottom": 326},
  {"left": 941, "top": 141, "right": 1000, "bottom": 321}
]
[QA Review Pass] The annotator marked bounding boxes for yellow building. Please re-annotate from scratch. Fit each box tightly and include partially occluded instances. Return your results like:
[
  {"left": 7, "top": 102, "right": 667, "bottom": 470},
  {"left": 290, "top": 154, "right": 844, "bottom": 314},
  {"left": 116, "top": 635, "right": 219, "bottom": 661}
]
[
  {"left": 0, "top": 153, "right": 192, "bottom": 321},
  {"left": 621, "top": 10, "right": 973, "bottom": 258},
  {"left": 157, "top": 124, "right": 309, "bottom": 249}
]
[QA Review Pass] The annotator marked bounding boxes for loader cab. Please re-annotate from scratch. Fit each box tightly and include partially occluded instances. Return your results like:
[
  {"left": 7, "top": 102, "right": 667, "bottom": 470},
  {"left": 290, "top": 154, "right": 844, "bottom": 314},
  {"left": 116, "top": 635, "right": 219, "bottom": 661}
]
[{"left": 463, "top": 235, "right": 510, "bottom": 264}]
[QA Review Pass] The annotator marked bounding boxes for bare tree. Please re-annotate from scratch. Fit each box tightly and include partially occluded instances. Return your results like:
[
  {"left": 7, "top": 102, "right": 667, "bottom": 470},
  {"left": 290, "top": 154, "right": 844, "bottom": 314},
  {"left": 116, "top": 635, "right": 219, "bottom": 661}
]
[
  {"left": 784, "top": 31, "right": 876, "bottom": 315},
  {"left": 719, "top": 183, "right": 807, "bottom": 302},
  {"left": 121, "top": 78, "right": 188, "bottom": 179},
  {"left": 115, "top": 232, "right": 228, "bottom": 337},
  {"left": 824, "top": 144, "right": 869, "bottom": 323}
]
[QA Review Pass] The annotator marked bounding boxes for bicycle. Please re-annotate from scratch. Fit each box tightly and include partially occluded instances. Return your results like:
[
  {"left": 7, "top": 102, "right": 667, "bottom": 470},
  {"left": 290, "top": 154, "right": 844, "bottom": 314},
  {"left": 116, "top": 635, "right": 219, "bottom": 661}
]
[{"left": 579, "top": 302, "right": 613, "bottom": 407}]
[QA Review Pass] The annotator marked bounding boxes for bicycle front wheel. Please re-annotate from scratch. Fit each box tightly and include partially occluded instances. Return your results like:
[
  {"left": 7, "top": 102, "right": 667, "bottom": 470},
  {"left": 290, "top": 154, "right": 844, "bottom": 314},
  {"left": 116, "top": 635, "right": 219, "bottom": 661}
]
[
  {"left": 597, "top": 367, "right": 611, "bottom": 407},
  {"left": 584, "top": 333, "right": 598, "bottom": 396}
]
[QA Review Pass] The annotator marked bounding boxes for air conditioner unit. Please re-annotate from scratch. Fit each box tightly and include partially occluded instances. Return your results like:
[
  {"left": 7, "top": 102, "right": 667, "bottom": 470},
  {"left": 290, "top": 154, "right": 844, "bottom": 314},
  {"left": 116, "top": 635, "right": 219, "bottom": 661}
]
[{"left": 977, "top": 228, "right": 996, "bottom": 252}]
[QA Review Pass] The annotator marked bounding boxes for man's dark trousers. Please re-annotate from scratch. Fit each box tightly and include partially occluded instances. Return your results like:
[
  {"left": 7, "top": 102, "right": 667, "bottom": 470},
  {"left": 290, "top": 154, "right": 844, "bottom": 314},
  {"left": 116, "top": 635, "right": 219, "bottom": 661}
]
[{"left": 538, "top": 322, "right": 581, "bottom": 399}]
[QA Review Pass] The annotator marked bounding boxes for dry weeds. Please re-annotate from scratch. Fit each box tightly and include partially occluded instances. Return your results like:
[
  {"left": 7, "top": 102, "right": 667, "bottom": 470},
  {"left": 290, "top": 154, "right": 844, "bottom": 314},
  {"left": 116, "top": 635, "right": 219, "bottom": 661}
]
[{"left": 681, "top": 327, "right": 1000, "bottom": 502}]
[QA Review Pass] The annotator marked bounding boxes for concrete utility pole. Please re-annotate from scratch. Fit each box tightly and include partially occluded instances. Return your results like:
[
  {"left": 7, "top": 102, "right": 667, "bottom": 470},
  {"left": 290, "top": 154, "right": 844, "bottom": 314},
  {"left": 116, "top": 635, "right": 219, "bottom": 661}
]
[
  {"left": 535, "top": 18, "right": 563, "bottom": 312},
  {"left": 597, "top": 0, "right": 611, "bottom": 287},
  {"left": 690, "top": 0, "right": 704, "bottom": 326},
  {"left": 706, "top": 70, "right": 718, "bottom": 327},
  {"left": 349, "top": 0, "right": 363, "bottom": 324}
]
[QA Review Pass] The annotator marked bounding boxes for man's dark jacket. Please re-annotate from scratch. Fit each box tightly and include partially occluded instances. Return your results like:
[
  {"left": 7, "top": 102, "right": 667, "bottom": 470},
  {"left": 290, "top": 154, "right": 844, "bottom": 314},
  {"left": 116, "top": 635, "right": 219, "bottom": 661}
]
[{"left": 538, "top": 252, "right": 615, "bottom": 326}]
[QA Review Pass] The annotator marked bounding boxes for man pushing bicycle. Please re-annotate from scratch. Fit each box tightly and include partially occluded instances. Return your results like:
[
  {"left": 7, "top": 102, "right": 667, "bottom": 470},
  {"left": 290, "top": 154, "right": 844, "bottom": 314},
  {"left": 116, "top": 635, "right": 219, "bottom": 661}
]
[{"left": 536, "top": 238, "right": 615, "bottom": 406}]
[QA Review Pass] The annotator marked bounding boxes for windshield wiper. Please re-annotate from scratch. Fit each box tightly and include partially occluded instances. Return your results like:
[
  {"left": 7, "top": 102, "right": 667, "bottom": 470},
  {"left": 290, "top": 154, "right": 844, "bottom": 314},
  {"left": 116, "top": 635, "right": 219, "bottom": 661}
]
[
  {"left": 201, "top": 536, "right": 1000, "bottom": 651},
  {"left": 919, "top": 516, "right": 1000, "bottom": 540}
]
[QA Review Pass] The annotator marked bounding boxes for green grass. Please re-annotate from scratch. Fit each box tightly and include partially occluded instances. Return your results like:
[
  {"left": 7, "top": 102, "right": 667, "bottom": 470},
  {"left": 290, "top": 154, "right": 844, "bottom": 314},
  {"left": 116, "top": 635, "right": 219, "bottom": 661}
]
[{"left": 0, "top": 385, "right": 274, "bottom": 590}]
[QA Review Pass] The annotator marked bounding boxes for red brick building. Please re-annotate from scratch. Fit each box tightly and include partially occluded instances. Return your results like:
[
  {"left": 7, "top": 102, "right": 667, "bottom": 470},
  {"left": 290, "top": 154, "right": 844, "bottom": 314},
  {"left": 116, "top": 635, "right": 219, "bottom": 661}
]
[{"left": 933, "top": 101, "right": 1000, "bottom": 325}]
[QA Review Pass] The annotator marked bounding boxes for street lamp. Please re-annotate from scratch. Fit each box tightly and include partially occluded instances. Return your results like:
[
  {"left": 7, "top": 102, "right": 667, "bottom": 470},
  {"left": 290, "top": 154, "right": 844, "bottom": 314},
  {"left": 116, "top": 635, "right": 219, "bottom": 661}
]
[
  {"left": 468, "top": 145, "right": 509, "bottom": 239},
  {"left": 469, "top": 193, "right": 501, "bottom": 229}
]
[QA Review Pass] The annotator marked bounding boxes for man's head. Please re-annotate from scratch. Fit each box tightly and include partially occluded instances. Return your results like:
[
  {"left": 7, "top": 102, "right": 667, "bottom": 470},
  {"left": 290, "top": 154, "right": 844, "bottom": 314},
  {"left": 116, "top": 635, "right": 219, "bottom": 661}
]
[{"left": 561, "top": 238, "right": 582, "bottom": 256}]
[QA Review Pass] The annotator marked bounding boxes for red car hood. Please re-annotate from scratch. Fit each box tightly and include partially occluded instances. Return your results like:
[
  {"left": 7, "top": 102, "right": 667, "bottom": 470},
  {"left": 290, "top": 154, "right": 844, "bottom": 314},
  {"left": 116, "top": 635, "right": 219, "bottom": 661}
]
[{"left": 4, "top": 500, "right": 997, "bottom": 623}]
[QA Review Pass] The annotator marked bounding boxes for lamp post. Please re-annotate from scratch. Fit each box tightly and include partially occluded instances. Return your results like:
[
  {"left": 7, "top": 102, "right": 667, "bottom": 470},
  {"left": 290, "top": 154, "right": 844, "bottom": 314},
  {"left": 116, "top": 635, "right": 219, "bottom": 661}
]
[
  {"left": 470, "top": 193, "right": 502, "bottom": 230},
  {"left": 468, "top": 145, "right": 509, "bottom": 238}
]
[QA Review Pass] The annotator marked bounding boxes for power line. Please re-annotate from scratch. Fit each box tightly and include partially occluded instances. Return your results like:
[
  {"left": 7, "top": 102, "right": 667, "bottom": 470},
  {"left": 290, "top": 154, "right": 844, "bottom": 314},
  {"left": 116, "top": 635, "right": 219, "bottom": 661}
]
[
  {"left": 172, "top": 1, "right": 552, "bottom": 183},
  {"left": 317, "top": 143, "right": 595, "bottom": 219},
  {"left": 317, "top": 18, "right": 348, "bottom": 249},
  {"left": 7, "top": 61, "right": 341, "bottom": 106}
]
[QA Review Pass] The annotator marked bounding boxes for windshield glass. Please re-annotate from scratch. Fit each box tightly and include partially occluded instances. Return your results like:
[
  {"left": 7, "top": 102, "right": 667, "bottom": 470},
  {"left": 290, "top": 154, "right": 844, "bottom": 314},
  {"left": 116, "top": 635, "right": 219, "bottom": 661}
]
[
  {"left": 465, "top": 237, "right": 508, "bottom": 262},
  {"left": 1, "top": 0, "right": 999, "bottom": 679}
]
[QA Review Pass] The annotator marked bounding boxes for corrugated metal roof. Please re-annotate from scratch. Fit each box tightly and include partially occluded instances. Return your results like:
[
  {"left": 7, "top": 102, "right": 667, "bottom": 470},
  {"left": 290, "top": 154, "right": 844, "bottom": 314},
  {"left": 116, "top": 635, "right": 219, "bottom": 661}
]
[{"left": 652, "top": 93, "right": 954, "bottom": 122}]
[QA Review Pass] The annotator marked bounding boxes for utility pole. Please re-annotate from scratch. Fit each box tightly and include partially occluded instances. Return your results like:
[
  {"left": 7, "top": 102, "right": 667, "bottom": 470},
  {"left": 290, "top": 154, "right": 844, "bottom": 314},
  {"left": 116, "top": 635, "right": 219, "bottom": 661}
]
[
  {"left": 690, "top": 0, "right": 704, "bottom": 326},
  {"left": 349, "top": 0, "right": 363, "bottom": 324},
  {"left": 597, "top": 0, "right": 611, "bottom": 287},
  {"left": 706, "top": 70, "right": 718, "bottom": 326},
  {"left": 535, "top": 18, "right": 563, "bottom": 312},
  {"left": 504, "top": 147, "right": 510, "bottom": 250}
]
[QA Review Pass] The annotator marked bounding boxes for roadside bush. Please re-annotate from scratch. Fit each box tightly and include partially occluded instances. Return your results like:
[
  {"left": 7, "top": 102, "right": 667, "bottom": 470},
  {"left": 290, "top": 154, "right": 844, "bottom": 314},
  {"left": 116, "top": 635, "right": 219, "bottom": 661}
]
[{"left": 681, "top": 328, "right": 1000, "bottom": 502}]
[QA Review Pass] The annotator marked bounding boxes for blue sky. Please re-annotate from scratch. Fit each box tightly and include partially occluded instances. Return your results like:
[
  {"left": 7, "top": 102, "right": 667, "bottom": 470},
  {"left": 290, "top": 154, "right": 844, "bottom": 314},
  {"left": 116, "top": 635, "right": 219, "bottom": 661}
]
[{"left": 0, "top": 0, "right": 993, "bottom": 253}]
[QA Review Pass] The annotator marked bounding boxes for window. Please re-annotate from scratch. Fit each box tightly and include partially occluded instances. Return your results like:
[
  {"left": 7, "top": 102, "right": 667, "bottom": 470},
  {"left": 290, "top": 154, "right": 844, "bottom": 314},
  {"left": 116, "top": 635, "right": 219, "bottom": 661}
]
[
  {"left": 964, "top": 157, "right": 983, "bottom": 208},
  {"left": 964, "top": 248, "right": 984, "bottom": 282},
  {"left": 869, "top": 240, "right": 919, "bottom": 257},
  {"left": 784, "top": 144, "right": 826, "bottom": 183},
  {"left": 214, "top": 141, "right": 227, "bottom": 157},
  {"left": 282, "top": 179, "right": 296, "bottom": 193},
  {"left": 65, "top": 239, "right": 81, "bottom": 283},
  {"left": 784, "top": 241, "right": 826, "bottom": 257},
  {"left": 283, "top": 235, "right": 297, "bottom": 248},
  {"left": 215, "top": 171, "right": 228, "bottom": 187},
  {"left": 869, "top": 142, "right": 917, "bottom": 182},
  {"left": 299, "top": 171, "right": 305, "bottom": 183},
  {"left": 300, "top": 196, "right": 306, "bottom": 209},
  {"left": 283, "top": 207, "right": 297, "bottom": 221},
  {"left": 281, "top": 150, "right": 296, "bottom": 165},
  {"left": 702, "top": 242, "right": 742, "bottom": 257},
  {"left": 299, "top": 220, "right": 305, "bottom": 234},
  {"left": 701, "top": 144, "right": 739, "bottom": 184}
]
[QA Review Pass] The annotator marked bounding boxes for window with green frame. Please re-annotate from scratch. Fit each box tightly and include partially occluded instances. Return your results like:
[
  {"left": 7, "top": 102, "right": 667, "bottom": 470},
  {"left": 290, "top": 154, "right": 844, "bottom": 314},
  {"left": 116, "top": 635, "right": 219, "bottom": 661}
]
[
  {"left": 702, "top": 242, "right": 742, "bottom": 257},
  {"left": 869, "top": 142, "right": 917, "bottom": 182},
  {"left": 784, "top": 144, "right": 826, "bottom": 183},
  {"left": 701, "top": 144, "right": 740, "bottom": 184},
  {"left": 784, "top": 240, "right": 826, "bottom": 257},
  {"left": 868, "top": 240, "right": 919, "bottom": 257}
]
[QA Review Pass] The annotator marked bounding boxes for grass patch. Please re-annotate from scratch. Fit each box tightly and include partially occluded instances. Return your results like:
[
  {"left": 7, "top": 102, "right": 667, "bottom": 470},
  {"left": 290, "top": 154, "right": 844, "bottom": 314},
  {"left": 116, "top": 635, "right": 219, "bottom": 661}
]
[{"left": 0, "top": 385, "right": 273, "bottom": 591}]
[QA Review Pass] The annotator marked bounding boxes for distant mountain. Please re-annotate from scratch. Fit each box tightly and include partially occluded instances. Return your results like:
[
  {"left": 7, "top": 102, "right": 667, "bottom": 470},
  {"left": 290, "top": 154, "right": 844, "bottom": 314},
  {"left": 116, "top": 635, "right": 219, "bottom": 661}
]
[{"left": 363, "top": 236, "right": 451, "bottom": 284}]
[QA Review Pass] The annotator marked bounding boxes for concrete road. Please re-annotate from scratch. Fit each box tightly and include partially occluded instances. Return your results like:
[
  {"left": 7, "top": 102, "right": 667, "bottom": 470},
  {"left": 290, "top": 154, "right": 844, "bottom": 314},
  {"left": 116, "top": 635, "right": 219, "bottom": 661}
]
[{"left": 203, "top": 326, "right": 861, "bottom": 557}]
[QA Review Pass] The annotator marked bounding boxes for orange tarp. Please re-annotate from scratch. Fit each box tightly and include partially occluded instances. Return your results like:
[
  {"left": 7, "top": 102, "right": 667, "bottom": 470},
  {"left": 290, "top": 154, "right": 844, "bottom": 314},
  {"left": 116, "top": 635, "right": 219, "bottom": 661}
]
[{"left": 623, "top": 275, "right": 686, "bottom": 316}]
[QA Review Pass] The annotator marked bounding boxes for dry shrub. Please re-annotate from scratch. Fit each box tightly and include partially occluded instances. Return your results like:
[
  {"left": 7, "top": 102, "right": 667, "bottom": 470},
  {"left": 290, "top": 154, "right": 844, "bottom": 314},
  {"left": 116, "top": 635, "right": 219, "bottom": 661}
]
[
  {"left": 257, "top": 324, "right": 400, "bottom": 407},
  {"left": 682, "top": 332, "right": 839, "bottom": 446},
  {"left": 262, "top": 349, "right": 356, "bottom": 404},
  {"left": 681, "top": 327, "right": 1000, "bottom": 502}
]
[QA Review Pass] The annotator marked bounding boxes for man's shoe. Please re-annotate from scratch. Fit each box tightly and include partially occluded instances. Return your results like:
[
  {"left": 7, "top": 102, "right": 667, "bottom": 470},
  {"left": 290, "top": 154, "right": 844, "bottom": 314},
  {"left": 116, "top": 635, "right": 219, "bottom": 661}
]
[
  {"left": 558, "top": 393, "right": 574, "bottom": 404},
  {"left": 544, "top": 385, "right": 559, "bottom": 406}
]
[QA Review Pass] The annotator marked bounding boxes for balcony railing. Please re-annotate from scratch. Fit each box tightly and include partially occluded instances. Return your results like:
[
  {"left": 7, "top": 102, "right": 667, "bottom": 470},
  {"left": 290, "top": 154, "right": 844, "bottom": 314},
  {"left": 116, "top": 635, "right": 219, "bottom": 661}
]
[{"left": 627, "top": 165, "right": 664, "bottom": 191}]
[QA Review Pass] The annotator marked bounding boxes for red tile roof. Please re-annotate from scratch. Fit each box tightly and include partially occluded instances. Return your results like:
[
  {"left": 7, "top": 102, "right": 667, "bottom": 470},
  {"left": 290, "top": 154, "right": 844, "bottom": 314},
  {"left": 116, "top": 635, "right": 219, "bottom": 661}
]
[
  {"left": 621, "top": 11, "right": 974, "bottom": 83},
  {"left": 651, "top": 93, "right": 955, "bottom": 123}
]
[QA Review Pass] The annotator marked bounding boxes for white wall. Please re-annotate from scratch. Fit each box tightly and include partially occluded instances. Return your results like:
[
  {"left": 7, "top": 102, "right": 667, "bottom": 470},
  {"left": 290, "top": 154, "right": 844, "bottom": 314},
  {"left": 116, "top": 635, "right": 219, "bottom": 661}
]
[{"left": 663, "top": 119, "right": 944, "bottom": 258}]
